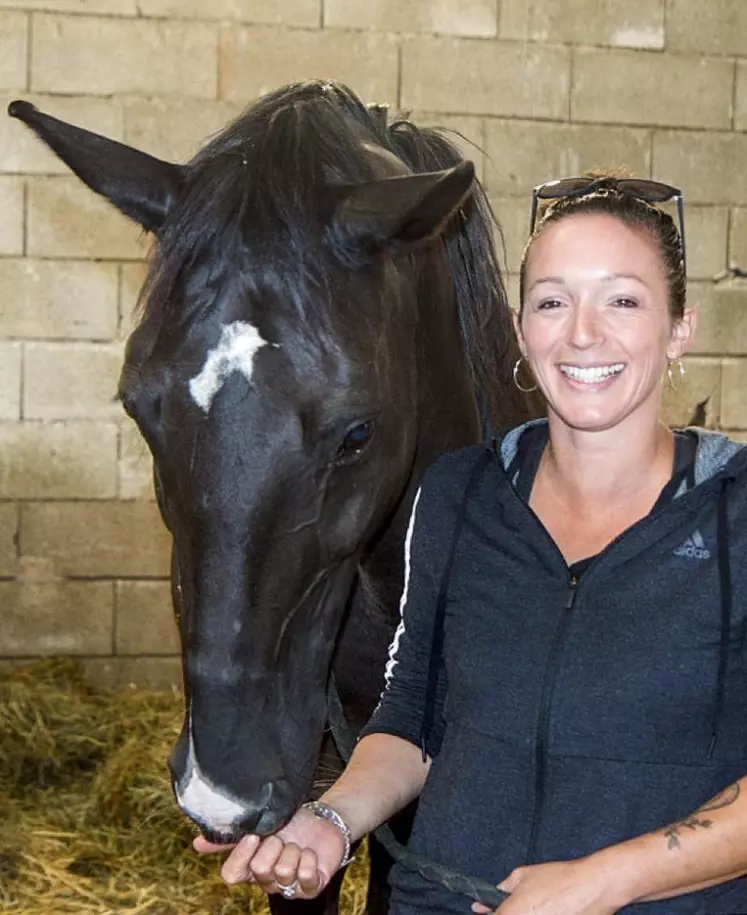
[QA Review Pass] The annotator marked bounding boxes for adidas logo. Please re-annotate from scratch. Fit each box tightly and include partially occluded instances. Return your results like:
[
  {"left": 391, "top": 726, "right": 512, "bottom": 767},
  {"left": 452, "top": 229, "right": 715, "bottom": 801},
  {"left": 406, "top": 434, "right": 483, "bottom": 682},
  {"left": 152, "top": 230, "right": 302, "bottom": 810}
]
[{"left": 674, "top": 529, "right": 711, "bottom": 560}]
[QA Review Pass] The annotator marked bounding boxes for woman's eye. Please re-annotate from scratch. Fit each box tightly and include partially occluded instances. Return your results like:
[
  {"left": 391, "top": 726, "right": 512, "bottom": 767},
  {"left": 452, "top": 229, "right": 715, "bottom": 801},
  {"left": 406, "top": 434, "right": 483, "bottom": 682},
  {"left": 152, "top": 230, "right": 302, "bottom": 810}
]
[
  {"left": 335, "top": 420, "right": 375, "bottom": 463},
  {"left": 611, "top": 297, "right": 639, "bottom": 308},
  {"left": 536, "top": 298, "right": 563, "bottom": 310}
]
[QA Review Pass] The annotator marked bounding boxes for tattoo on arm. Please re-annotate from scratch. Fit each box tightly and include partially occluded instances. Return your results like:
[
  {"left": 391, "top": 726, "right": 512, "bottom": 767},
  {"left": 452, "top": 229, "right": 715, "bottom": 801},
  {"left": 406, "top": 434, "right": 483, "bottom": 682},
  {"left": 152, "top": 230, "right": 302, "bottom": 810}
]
[{"left": 664, "top": 783, "right": 741, "bottom": 850}]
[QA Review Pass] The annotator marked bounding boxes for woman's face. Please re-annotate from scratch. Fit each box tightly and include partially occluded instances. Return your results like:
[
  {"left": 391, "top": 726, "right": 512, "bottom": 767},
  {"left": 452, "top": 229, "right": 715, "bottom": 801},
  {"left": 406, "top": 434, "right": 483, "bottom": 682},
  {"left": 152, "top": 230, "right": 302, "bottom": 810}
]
[{"left": 518, "top": 212, "right": 695, "bottom": 433}]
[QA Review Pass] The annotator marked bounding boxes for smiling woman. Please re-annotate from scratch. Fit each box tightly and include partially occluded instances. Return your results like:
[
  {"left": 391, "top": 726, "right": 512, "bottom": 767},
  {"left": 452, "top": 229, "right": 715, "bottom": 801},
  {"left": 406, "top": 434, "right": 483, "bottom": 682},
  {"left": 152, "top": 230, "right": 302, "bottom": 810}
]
[{"left": 517, "top": 205, "right": 695, "bottom": 438}]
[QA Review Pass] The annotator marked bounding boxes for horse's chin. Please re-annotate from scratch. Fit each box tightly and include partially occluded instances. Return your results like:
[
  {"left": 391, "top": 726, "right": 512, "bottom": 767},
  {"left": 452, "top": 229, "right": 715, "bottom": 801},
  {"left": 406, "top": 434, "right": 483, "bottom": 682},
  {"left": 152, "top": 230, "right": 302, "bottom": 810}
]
[
  {"left": 199, "top": 808, "right": 294, "bottom": 846},
  {"left": 199, "top": 826, "right": 246, "bottom": 846}
]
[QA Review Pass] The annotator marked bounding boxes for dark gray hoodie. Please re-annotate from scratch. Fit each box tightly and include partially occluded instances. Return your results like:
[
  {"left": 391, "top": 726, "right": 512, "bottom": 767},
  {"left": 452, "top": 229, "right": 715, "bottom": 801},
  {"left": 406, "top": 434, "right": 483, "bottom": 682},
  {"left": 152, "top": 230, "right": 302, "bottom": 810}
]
[{"left": 363, "top": 421, "right": 747, "bottom": 914}]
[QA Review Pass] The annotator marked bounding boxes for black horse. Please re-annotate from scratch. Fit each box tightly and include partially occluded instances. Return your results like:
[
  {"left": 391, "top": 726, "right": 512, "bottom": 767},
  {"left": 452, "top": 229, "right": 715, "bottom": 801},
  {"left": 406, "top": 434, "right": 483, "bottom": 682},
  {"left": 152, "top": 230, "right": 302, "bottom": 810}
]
[{"left": 9, "top": 81, "right": 535, "bottom": 913}]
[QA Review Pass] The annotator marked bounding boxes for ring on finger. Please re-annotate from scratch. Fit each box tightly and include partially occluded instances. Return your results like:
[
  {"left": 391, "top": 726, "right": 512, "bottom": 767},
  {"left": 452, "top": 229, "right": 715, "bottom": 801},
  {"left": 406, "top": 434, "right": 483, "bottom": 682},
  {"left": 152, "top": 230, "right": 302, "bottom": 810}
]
[{"left": 276, "top": 880, "right": 298, "bottom": 899}]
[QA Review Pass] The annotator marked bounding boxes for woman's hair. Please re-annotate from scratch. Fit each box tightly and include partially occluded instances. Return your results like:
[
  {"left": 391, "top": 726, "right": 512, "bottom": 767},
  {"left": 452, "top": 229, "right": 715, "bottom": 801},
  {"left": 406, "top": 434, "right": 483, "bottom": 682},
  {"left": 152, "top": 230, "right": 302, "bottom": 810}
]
[{"left": 518, "top": 173, "right": 686, "bottom": 320}]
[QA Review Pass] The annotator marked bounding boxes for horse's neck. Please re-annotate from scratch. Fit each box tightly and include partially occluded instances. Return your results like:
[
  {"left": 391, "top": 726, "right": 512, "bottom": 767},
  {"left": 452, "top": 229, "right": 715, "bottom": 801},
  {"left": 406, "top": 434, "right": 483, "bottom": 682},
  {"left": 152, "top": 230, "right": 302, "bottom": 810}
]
[
  {"left": 413, "top": 253, "right": 485, "bottom": 462},
  {"left": 357, "top": 259, "right": 483, "bottom": 611},
  {"left": 331, "top": 273, "right": 481, "bottom": 728}
]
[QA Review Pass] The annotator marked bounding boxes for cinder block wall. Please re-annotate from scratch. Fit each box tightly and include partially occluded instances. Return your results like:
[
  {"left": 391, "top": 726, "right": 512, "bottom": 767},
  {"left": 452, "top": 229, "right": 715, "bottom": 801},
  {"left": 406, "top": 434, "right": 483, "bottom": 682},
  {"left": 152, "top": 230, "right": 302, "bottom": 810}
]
[{"left": 2, "top": 0, "right": 747, "bottom": 687}]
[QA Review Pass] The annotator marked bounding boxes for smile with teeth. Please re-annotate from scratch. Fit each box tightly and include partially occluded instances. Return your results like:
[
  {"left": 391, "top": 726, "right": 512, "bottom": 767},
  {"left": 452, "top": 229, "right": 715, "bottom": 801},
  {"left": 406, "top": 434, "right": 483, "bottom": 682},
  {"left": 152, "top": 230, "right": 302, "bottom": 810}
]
[{"left": 559, "top": 363, "right": 625, "bottom": 383}]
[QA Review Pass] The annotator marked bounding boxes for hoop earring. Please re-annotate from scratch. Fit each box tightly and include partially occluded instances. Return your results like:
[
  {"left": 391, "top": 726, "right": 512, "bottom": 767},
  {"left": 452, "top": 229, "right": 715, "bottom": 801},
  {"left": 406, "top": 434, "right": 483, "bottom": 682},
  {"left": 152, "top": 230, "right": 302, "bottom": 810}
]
[
  {"left": 513, "top": 357, "right": 538, "bottom": 394},
  {"left": 666, "top": 357, "right": 686, "bottom": 391}
]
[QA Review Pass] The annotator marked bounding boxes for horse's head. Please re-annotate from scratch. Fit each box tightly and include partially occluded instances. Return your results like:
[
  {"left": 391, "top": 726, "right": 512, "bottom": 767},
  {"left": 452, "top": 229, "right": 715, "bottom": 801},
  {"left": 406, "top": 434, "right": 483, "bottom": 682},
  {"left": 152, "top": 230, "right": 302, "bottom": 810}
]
[{"left": 9, "top": 83, "right": 503, "bottom": 840}]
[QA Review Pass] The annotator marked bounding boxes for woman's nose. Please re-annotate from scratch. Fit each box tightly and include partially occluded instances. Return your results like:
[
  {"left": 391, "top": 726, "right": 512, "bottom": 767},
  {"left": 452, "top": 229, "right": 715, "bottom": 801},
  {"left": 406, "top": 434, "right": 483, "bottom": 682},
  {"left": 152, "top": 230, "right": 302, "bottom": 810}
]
[{"left": 568, "top": 304, "right": 603, "bottom": 348}]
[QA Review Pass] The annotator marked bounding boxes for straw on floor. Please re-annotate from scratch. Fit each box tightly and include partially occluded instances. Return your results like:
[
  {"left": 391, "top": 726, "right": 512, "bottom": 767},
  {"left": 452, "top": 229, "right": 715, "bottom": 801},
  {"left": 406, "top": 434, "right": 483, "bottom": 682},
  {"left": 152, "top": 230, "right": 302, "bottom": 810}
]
[{"left": 0, "top": 658, "right": 368, "bottom": 914}]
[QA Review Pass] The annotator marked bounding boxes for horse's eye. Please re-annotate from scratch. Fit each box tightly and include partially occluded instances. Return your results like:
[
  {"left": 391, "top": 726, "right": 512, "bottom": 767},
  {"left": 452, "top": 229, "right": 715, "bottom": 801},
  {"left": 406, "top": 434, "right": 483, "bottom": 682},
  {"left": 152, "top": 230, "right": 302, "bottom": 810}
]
[{"left": 335, "top": 420, "right": 375, "bottom": 463}]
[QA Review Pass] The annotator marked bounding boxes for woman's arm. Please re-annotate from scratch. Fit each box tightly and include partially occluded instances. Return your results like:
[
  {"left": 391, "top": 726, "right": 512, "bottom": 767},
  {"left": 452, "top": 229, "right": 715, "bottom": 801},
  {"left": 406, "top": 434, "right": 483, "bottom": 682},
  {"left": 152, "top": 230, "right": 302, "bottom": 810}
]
[
  {"left": 474, "top": 776, "right": 747, "bottom": 915},
  {"left": 598, "top": 777, "right": 747, "bottom": 906},
  {"left": 319, "top": 731, "right": 431, "bottom": 841}
]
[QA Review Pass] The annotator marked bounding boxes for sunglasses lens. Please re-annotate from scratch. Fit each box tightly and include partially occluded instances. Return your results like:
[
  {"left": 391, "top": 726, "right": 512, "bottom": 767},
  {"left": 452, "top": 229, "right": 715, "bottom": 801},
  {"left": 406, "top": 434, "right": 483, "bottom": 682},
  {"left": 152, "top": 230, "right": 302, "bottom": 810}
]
[
  {"left": 535, "top": 178, "right": 594, "bottom": 199},
  {"left": 618, "top": 179, "right": 678, "bottom": 202}
]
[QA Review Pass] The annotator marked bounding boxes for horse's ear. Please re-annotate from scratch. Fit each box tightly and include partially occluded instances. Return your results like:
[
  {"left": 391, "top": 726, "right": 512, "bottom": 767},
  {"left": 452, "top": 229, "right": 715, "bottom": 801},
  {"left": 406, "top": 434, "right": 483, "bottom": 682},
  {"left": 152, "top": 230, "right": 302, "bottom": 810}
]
[
  {"left": 329, "top": 161, "right": 475, "bottom": 257},
  {"left": 8, "top": 100, "right": 186, "bottom": 233}
]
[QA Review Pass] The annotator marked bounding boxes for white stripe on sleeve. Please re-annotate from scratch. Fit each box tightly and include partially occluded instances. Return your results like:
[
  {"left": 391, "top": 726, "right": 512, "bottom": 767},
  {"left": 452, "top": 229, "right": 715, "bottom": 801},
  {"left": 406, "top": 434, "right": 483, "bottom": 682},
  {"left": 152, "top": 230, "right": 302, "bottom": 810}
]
[{"left": 383, "top": 486, "right": 422, "bottom": 687}]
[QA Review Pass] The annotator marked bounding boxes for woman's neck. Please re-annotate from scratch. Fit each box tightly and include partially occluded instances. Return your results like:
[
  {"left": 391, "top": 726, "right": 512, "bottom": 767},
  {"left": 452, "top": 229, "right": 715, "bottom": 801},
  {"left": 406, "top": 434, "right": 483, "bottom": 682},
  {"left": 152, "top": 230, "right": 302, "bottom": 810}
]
[{"left": 538, "top": 415, "right": 675, "bottom": 512}]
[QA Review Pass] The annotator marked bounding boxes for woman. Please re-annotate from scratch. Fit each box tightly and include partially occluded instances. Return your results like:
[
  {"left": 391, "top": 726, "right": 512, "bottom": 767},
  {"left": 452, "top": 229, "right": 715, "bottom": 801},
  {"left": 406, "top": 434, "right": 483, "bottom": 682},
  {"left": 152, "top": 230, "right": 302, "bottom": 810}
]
[{"left": 196, "top": 175, "right": 747, "bottom": 913}]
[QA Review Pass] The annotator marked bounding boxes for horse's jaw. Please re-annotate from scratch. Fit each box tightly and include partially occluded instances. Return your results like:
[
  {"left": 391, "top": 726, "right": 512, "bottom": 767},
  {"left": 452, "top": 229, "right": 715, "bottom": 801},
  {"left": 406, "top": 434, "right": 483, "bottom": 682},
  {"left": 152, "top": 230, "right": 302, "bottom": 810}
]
[{"left": 168, "top": 553, "right": 361, "bottom": 837}]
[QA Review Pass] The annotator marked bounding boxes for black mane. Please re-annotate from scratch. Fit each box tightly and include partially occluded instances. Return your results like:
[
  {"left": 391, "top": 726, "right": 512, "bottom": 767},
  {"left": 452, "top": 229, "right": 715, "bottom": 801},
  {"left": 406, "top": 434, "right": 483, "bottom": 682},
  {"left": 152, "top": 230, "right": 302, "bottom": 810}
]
[{"left": 139, "top": 79, "right": 527, "bottom": 423}]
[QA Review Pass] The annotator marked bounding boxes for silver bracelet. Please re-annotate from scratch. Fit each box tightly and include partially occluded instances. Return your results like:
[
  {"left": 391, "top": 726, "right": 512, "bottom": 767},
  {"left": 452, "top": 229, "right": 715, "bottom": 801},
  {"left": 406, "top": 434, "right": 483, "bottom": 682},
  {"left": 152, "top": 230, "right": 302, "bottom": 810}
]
[{"left": 301, "top": 800, "right": 354, "bottom": 867}]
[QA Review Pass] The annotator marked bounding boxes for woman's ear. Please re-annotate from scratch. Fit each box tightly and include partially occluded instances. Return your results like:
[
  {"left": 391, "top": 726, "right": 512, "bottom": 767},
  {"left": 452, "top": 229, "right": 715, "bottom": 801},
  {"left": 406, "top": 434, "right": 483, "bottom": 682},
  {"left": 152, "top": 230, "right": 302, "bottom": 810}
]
[
  {"left": 512, "top": 307, "right": 527, "bottom": 358},
  {"left": 668, "top": 307, "right": 698, "bottom": 359}
]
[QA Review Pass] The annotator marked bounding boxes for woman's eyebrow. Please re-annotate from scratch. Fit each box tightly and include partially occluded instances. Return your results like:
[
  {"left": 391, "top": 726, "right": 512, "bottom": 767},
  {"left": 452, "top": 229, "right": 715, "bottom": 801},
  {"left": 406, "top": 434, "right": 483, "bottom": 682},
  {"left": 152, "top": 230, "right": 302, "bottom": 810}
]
[
  {"left": 601, "top": 272, "right": 648, "bottom": 285},
  {"left": 528, "top": 276, "right": 565, "bottom": 290}
]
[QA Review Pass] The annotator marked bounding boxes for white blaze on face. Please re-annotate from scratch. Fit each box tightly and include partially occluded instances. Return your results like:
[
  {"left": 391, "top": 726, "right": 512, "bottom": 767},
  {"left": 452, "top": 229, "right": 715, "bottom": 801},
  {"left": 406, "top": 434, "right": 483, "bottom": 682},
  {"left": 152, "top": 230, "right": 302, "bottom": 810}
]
[
  {"left": 175, "top": 706, "right": 246, "bottom": 834},
  {"left": 189, "top": 320, "right": 276, "bottom": 413}
]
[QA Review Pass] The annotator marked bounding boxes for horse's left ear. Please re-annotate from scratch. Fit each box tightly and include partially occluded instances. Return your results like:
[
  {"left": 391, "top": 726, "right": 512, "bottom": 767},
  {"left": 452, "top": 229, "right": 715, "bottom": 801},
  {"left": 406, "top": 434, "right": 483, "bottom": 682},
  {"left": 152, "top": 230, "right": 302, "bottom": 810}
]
[
  {"left": 8, "top": 100, "right": 186, "bottom": 233},
  {"left": 328, "top": 161, "right": 475, "bottom": 258}
]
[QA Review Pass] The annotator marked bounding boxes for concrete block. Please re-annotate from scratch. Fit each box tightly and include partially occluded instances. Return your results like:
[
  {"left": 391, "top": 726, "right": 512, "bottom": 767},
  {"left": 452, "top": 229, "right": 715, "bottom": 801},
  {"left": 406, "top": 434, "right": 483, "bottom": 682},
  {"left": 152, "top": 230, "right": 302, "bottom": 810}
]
[
  {"left": 0, "top": 421, "right": 118, "bottom": 499},
  {"left": 500, "top": 0, "right": 664, "bottom": 48},
  {"left": 490, "top": 195, "right": 530, "bottom": 275},
  {"left": 325, "top": 0, "right": 497, "bottom": 37},
  {"left": 139, "top": 0, "right": 318, "bottom": 26},
  {"left": 32, "top": 13, "right": 217, "bottom": 99},
  {"left": 728, "top": 209, "right": 747, "bottom": 274},
  {"left": 687, "top": 280, "right": 747, "bottom": 356},
  {"left": 686, "top": 207, "right": 728, "bottom": 281},
  {"left": 0, "top": 11, "right": 28, "bottom": 92},
  {"left": 666, "top": 0, "right": 747, "bottom": 56},
  {"left": 20, "top": 500, "right": 171, "bottom": 577},
  {"left": 572, "top": 49, "right": 732, "bottom": 130},
  {"left": 0, "top": 502, "right": 18, "bottom": 576},
  {"left": 27, "top": 176, "right": 150, "bottom": 260},
  {"left": 115, "top": 580, "right": 179, "bottom": 655},
  {"left": 0, "top": 259, "right": 119, "bottom": 340},
  {"left": 220, "top": 24, "right": 398, "bottom": 104},
  {"left": 0, "top": 1, "right": 135, "bottom": 12},
  {"left": 402, "top": 37, "right": 570, "bottom": 119},
  {"left": 82, "top": 656, "right": 182, "bottom": 690},
  {"left": 483, "top": 119, "right": 651, "bottom": 196},
  {"left": 0, "top": 341, "right": 22, "bottom": 419},
  {"left": 23, "top": 341, "right": 124, "bottom": 421},
  {"left": 0, "top": 175, "right": 23, "bottom": 255},
  {"left": 653, "top": 131, "right": 747, "bottom": 206},
  {"left": 721, "top": 358, "right": 747, "bottom": 429},
  {"left": 0, "top": 579, "right": 113, "bottom": 656},
  {"left": 123, "top": 96, "right": 243, "bottom": 164}
]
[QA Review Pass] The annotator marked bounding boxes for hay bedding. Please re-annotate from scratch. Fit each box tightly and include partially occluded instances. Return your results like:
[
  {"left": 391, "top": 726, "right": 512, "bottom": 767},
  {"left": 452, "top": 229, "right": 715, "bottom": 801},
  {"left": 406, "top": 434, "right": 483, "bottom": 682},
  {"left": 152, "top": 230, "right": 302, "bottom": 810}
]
[{"left": 0, "top": 659, "right": 368, "bottom": 914}]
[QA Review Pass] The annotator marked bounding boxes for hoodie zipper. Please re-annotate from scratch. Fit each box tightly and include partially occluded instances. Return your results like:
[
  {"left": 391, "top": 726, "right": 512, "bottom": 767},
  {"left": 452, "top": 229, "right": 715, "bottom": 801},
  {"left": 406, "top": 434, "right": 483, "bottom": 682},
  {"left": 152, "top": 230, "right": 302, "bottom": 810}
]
[{"left": 525, "top": 573, "right": 579, "bottom": 861}]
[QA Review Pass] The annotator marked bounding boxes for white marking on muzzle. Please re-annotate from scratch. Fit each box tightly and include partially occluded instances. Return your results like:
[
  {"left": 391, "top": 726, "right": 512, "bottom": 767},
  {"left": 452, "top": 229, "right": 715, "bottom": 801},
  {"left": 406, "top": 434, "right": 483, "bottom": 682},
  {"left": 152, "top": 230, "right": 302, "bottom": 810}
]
[
  {"left": 175, "top": 705, "right": 246, "bottom": 834},
  {"left": 189, "top": 321, "right": 277, "bottom": 413}
]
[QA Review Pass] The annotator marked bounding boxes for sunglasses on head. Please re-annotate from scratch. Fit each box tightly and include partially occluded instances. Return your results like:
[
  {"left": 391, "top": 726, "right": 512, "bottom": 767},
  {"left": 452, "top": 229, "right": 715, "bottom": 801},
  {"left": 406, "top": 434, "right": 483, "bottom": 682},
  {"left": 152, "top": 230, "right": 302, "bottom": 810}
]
[{"left": 530, "top": 176, "right": 686, "bottom": 277}]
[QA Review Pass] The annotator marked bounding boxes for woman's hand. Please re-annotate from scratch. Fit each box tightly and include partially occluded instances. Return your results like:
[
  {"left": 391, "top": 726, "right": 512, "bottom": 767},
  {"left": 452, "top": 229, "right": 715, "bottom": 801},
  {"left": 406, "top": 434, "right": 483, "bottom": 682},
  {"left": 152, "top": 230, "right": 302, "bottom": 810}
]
[
  {"left": 193, "top": 806, "right": 347, "bottom": 900},
  {"left": 471, "top": 857, "right": 623, "bottom": 915}
]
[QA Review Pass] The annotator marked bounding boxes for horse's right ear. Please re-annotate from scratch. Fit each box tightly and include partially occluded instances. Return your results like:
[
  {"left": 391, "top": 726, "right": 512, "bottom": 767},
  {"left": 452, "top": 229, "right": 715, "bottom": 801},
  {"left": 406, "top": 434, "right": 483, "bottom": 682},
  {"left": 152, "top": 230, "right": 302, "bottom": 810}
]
[
  {"left": 8, "top": 100, "right": 186, "bottom": 233},
  {"left": 327, "top": 161, "right": 475, "bottom": 264},
  {"left": 327, "top": 162, "right": 475, "bottom": 261}
]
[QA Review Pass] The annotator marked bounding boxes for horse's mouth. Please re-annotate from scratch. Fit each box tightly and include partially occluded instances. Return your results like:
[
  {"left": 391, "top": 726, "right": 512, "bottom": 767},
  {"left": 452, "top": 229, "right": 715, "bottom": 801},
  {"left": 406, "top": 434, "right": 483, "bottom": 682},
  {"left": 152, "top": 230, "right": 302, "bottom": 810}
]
[{"left": 199, "top": 826, "right": 245, "bottom": 846}]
